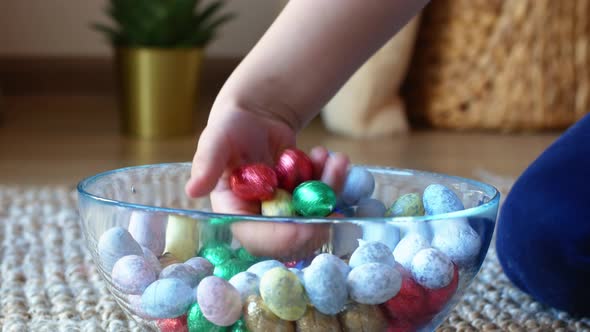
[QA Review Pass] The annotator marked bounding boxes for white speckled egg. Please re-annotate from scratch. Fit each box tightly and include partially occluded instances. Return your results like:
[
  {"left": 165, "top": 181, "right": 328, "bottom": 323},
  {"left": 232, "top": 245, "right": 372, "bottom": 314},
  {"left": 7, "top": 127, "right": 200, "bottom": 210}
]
[
  {"left": 430, "top": 218, "right": 482, "bottom": 267},
  {"left": 411, "top": 248, "right": 454, "bottom": 289},
  {"left": 392, "top": 233, "right": 430, "bottom": 270}
]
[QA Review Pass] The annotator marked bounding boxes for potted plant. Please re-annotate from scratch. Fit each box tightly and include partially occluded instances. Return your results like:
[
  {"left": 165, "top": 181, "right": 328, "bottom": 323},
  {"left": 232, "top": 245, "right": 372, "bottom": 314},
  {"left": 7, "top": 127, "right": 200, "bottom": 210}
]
[{"left": 93, "top": 0, "right": 234, "bottom": 139}]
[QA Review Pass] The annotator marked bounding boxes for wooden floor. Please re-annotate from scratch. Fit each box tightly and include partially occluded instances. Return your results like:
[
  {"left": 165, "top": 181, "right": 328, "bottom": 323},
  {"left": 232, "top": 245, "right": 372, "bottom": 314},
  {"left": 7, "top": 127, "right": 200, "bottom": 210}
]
[{"left": 0, "top": 92, "right": 560, "bottom": 187}]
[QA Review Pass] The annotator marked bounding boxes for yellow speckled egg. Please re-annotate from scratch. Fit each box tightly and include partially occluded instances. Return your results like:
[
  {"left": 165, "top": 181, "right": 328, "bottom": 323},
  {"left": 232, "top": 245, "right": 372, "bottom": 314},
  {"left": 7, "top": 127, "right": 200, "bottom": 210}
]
[{"left": 260, "top": 267, "right": 307, "bottom": 321}]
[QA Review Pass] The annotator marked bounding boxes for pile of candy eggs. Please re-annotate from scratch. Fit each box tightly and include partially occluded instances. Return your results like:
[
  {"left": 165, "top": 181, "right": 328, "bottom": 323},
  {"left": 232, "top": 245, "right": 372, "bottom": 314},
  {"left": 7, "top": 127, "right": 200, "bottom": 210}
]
[{"left": 96, "top": 148, "right": 484, "bottom": 332}]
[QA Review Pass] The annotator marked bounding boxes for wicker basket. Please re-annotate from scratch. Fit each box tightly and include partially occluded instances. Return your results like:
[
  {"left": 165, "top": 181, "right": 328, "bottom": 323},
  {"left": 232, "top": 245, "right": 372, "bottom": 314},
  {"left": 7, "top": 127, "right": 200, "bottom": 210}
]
[{"left": 403, "top": 0, "right": 590, "bottom": 131}]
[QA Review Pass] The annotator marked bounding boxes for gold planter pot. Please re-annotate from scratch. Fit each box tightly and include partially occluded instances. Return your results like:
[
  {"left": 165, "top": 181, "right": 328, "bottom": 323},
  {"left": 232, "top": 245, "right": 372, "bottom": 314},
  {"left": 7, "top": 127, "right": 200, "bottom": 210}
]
[{"left": 115, "top": 48, "right": 202, "bottom": 139}]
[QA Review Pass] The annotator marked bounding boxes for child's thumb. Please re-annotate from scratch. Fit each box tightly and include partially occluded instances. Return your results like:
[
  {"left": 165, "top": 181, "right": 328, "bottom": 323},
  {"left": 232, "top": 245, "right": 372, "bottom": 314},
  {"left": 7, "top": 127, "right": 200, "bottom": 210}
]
[{"left": 185, "top": 130, "right": 230, "bottom": 198}]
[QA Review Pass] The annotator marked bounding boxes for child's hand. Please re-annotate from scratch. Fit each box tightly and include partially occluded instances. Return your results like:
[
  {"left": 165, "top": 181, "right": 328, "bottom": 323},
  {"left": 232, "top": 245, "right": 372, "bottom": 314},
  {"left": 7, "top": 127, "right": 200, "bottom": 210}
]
[{"left": 185, "top": 107, "right": 349, "bottom": 259}]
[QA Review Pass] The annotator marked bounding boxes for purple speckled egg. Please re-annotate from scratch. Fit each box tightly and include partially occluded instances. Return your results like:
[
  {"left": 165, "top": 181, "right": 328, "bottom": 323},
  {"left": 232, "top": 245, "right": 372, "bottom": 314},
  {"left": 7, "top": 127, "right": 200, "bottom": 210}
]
[
  {"left": 98, "top": 227, "right": 143, "bottom": 273},
  {"left": 196, "top": 276, "right": 242, "bottom": 326},
  {"left": 112, "top": 255, "right": 156, "bottom": 295},
  {"left": 159, "top": 263, "right": 202, "bottom": 288},
  {"left": 184, "top": 257, "right": 214, "bottom": 277},
  {"left": 141, "top": 246, "right": 162, "bottom": 275},
  {"left": 128, "top": 211, "right": 167, "bottom": 256}
]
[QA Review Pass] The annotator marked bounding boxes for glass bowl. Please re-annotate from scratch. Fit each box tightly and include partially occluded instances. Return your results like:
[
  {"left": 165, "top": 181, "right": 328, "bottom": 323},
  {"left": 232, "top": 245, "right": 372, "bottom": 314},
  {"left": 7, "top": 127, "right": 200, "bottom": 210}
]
[{"left": 77, "top": 162, "right": 499, "bottom": 332}]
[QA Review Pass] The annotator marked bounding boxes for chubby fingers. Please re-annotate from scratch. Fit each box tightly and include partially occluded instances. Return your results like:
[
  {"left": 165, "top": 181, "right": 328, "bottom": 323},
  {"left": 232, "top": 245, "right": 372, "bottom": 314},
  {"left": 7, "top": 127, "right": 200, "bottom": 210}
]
[{"left": 185, "top": 128, "right": 230, "bottom": 198}]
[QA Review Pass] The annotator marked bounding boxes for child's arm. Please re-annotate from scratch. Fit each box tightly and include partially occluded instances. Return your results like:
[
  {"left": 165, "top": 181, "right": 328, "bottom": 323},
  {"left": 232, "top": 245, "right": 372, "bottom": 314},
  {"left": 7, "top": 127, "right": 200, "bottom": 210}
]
[
  {"left": 186, "top": 0, "right": 429, "bottom": 198},
  {"left": 185, "top": 0, "right": 428, "bottom": 258}
]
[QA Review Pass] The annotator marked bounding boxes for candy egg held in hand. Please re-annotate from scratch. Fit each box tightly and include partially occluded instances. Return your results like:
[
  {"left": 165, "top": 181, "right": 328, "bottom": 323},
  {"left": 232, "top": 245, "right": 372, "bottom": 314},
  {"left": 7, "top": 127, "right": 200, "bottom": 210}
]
[
  {"left": 292, "top": 181, "right": 337, "bottom": 217},
  {"left": 260, "top": 267, "right": 308, "bottom": 321},
  {"left": 275, "top": 148, "right": 314, "bottom": 192},
  {"left": 142, "top": 278, "right": 195, "bottom": 319},
  {"left": 164, "top": 214, "right": 199, "bottom": 262},
  {"left": 303, "top": 256, "right": 348, "bottom": 315},
  {"left": 197, "top": 276, "right": 243, "bottom": 327},
  {"left": 411, "top": 248, "right": 454, "bottom": 289},
  {"left": 159, "top": 263, "right": 202, "bottom": 287},
  {"left": 230, "top": 163, "right": 278, "bottom": 201},
  {"left": 347, "top": 262, "right": 402, "bottom": 304},
  {"left": 261, "top": 189, "right": 296, "bottom": 217},
  {"left": 229, "top": 271, "right": 260, "bottom": 303},
  {"left": 340, "top": 166, "right": 375, "bottom": 206},
  {"left": 387, "top": 192, "right": 425, "bottom": 217},
  {"left": 98, "top": 227, "right": 143, "bottom": 273},
  {"left": 349, "top": 240, "right": 396, "bottom": 268},
  {"left": 392, "top": 233, "right": 430, "bottom": 271},
  {"left": 128, "top": 210, "right": 167, "bottom": 256},
  {"left": 112, "top": 255, "right": 156, "bottom": 295},
  {"left": 423, "top": 184, "right": 465, "bottom": 215}
]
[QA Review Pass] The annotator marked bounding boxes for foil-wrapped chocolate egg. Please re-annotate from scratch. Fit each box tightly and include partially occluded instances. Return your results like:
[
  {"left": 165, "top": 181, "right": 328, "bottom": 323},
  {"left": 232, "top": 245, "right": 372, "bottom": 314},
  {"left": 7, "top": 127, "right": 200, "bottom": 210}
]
[
  {"left": 187, "top": 302, "right": 226, "bottom": 332},
  {"left": 261, "top": 189, "right": 296, "bottom": 216},
  {"left": 164, "top": 214, "right": 199, "bottom": 262},
  {"left": 214, "top": 258, "right": 253, "bottom": 280},
  {"left": 230, "top": 163, "right": 278, "bottom": 201},
  {"left": 338, "top": 302, "right": 388, "bottom": 331},
  {"left": 275, "top": 148, "right": 314, "bottom": 192},
  {"left": 295, "top": 306, "right": 341, "bottom": 331},
  {"left": 292, "top": 181, "right": 336, "bottom": 217},
  {"left": 198, "top": 242, "right": 235, "bottom": 266},
  {"left": 156, "top": 314, "right": 188, "bottom": 332},
  {"left": 243, "top": 295, "right": 295, "bottom": 332}
]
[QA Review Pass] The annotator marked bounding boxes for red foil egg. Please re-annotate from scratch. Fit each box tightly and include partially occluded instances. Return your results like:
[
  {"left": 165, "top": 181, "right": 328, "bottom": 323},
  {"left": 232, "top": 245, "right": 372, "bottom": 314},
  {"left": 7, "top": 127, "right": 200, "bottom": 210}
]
[
  {"left": 275, "top": 148, "right": 314, "bottom": 192},
  {"left": 156, "top": 314, "right": 188, "bottom": 332},
  {"left": 382, "top": 266, "right": 431, "bottom": 326},
  {"left": 425, "top": 263, "right": 459, "bottom": 314},
  {"left": 230, "top": 163, "right": 278, "bottom": 201}
]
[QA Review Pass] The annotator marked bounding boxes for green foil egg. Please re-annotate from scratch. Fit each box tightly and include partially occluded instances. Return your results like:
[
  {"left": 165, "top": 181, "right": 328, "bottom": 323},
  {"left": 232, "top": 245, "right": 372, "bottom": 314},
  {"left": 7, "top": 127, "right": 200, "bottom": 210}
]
[
  {"left": 292, "top": 181, "right": 336, "bottom": 217},
  {"left": 187, "top": 302, "right": 228, "bottom": 332},
  {"left": 214, "top": 258, "right": 254, "bottom": 280},
  {"left": 236, "top": 247, "right": 259, "bottom": 263},
  {"left": 259, "top": 267, "right": 308, "bottom": 321},
  {"left": 230, "top": 318, "right": 250, "bottom": 332},
  {"left": 387, "top": 193, "right": 425, "bottom": 217},
  {"left": 261, "top": 189, "right": 296, "bottom": 217},
  {"left": 199, "top": 242, "right": 235, "bottom": 266}
]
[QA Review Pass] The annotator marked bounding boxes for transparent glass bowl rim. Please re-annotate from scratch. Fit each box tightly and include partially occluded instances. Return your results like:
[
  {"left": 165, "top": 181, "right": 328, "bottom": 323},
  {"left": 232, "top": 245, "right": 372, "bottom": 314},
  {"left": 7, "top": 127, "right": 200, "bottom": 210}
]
[{"left": 77, "top": 162, "right": 500, "bottom": 225}]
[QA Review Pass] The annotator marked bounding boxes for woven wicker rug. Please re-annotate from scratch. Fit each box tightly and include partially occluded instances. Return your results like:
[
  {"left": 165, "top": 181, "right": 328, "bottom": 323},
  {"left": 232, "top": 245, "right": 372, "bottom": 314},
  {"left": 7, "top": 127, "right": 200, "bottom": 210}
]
[{"left": 0, "top": 177, "right": 588, "bottom": 332}]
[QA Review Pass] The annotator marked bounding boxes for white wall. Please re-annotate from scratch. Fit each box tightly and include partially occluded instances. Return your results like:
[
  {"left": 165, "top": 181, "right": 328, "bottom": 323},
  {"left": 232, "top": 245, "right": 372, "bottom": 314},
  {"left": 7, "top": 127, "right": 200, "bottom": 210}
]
[{"left": 0, "top": 0, "right": 282, "bottom": 57}]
